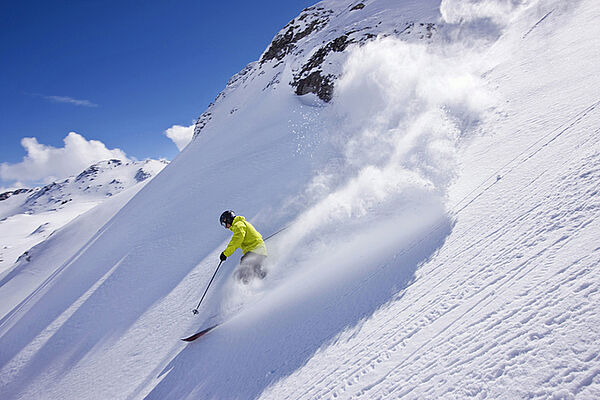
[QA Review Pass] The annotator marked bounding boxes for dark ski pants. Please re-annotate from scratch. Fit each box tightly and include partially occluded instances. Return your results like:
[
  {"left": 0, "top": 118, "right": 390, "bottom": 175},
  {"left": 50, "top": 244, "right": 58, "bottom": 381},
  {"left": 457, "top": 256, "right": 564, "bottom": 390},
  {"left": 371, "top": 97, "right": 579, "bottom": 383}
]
[{"left": 235, "top": 252, "right": 267, "bottom": 283}]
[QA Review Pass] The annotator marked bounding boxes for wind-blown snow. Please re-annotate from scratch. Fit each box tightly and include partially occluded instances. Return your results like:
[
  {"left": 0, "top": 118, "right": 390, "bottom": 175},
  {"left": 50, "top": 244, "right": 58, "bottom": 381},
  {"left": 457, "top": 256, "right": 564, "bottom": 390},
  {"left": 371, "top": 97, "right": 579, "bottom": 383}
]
[
  {"left": 440, "top": 0, "right": 527, "bottom": 26},
  {"left": 266, "top": 36, "right": 493, "bottom": 314},
  {"left": 1, "top": 0, "right": 599, "bottom": 399}
]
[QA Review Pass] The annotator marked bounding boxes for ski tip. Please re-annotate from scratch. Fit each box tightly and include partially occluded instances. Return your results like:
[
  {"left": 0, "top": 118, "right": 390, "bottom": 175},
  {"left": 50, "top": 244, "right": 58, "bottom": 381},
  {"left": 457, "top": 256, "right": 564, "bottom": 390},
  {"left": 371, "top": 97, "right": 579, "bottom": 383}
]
[{"left": 181, "top": 324, "right": 219, "bottom": 342}]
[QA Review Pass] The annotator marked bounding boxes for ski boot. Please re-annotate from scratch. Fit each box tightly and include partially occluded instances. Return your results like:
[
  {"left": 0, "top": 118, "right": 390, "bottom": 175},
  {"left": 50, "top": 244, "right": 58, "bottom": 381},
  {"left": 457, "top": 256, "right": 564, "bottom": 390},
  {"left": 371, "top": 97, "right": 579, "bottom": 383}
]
[{"left": 253, "top": 264, "right": 267, "bottom": 279}]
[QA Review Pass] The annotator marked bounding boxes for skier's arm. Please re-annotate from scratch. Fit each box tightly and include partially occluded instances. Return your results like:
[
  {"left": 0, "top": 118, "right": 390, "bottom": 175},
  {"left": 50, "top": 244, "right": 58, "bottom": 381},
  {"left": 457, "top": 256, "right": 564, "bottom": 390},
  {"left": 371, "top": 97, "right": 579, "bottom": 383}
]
[{"left": 223, "top": 223, "right": 246, "bottom": 257}]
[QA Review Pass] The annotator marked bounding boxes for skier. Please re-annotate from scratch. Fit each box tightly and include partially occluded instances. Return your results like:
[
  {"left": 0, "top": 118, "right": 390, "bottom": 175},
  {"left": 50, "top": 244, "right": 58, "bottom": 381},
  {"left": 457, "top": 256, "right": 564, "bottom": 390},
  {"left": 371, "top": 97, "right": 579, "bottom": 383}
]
[{"left": 219, "top": 210, "right": 268, "bottom": 284}]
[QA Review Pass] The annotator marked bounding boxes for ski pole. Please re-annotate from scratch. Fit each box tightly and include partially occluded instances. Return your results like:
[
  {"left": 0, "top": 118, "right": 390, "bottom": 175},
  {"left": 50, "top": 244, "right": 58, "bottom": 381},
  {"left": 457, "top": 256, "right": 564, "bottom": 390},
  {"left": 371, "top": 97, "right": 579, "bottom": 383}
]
[
  {"left": 264, "top": 224, "right": 290, "bottom": 241},
  {"left": 192, "top": 260, "right": 223, "bottom": 315}
]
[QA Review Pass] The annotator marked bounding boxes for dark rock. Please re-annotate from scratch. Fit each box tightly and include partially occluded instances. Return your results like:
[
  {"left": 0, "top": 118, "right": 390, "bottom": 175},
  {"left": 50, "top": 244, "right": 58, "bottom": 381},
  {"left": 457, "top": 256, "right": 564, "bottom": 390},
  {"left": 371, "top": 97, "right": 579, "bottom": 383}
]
[
  {"left": 226, "top": 62, "right": 256, "bottom": 90},
  {"left": 294, "top": 71, "right": 335, "bottom": 102},
  {"left": 260, "top": 7, "right": 333, "bottom": 64},
  {"left": 30, "top": 222, "right": 50, "bottom": 236},
  {"left": 0, "top": 188, "right": 32, "bottom": 201},
  {"left": 424, "top": 23, "right": 436, "bottom": 39},
  {"left": 350, "top": 3, "right": 365, "bottom": 11},
  {"left": 17, "top": 251, "right": 31, "bottom": 263},
  {"left": 26, "top": 183, "right": 61, "bottom": 204},
  {"left": 193, "top": 110, "right": 212, "bottom": 139},
  {"left": 76, "top": 165, "right": 100, "bottom": 181},
  {"left": 134, "top": 168, "right": 151, "bottom": 182},
  {"left": 291, "top": 35, "right": 353, "bottom": 102},
  {"left": 263, "top": 71, "right": 282, "bottom": 91}
]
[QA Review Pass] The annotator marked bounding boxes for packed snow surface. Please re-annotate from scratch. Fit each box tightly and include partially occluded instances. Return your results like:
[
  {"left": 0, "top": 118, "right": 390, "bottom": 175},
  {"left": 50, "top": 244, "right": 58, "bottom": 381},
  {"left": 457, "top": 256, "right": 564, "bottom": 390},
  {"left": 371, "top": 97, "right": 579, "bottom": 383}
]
[{"left": 1, "top": 0, "right": 599, "bottom": 399}]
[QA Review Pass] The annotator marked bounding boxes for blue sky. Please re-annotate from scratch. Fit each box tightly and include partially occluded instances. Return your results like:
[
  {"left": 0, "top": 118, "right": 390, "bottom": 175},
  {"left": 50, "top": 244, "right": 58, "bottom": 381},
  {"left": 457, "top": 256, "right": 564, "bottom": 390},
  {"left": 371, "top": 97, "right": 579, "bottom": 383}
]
[{"left": 0, "top": 0, "right": 317, "bottom": 188}]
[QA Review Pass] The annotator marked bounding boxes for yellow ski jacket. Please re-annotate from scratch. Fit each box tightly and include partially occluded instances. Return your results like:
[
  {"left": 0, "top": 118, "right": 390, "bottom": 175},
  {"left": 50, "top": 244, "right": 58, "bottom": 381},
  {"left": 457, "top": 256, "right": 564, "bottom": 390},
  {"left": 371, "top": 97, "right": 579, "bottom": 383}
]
[{"left": 223, "top": 216, "right": 267, "bottom": 257}]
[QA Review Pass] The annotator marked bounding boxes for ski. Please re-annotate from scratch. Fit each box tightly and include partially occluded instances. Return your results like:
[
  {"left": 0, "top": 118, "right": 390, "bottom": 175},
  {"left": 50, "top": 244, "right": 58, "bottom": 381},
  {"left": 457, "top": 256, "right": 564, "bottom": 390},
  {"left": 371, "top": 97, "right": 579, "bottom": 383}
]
[{"left": 181, "top": 324, "right": 219, "bottom": 342}]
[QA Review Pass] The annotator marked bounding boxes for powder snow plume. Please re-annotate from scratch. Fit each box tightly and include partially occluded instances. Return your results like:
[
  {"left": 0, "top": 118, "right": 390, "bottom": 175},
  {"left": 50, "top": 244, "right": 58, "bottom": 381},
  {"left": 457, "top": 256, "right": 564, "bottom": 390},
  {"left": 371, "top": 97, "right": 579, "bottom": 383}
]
[{"left": 258, "top": 36, "right": 494, "bottom": 302}]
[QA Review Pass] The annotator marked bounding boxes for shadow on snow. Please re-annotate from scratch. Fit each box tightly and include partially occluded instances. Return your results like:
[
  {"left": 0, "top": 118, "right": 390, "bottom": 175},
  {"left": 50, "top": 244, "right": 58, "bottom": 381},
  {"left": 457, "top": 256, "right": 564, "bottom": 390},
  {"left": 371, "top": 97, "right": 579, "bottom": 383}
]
[{"left": 144, "top": 218, "right": 453, "bottom": 400}]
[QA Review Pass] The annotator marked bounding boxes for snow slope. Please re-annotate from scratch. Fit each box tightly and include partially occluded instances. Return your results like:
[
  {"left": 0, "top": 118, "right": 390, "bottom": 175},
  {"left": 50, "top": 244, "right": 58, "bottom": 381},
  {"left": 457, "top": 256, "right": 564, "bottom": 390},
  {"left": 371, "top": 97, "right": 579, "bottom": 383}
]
[
  {"left": 1, "top": 0, "right": 599, "bottom": 399},
  {"left": 0, "top": 159, "right": 167, "bottom": 275},
  {"left": 0, "top": 159, "right": 167, "bottom": 321}
]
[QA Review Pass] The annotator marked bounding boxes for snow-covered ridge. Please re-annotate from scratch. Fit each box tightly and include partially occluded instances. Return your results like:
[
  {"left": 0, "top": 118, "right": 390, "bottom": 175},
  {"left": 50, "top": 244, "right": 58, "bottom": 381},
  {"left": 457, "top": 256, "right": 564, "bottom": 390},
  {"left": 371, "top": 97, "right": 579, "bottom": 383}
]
[
  {"left": 0, "top": 158, "right": 167, "bottom": 273},
  {"left": 0, "top": 159, "right": 167, "bottom": 217}
]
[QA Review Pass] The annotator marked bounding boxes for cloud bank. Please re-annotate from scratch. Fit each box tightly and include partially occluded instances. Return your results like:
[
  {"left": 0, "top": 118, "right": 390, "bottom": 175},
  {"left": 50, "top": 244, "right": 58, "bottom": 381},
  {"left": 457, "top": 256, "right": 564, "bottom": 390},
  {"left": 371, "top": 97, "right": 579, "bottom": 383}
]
[
  {"left": 0, "top": 132, "right": 129, "bottom": 186},
  {"left": 164, "top": 124, "right": 194, "bottom": 151}
]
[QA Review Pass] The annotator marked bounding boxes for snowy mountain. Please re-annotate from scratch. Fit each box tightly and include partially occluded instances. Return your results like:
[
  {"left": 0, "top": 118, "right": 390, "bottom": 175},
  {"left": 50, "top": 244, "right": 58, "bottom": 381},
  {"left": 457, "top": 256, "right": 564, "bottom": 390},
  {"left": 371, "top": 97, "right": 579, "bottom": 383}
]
[
  {"left": 0, "top": 159, "right": 167, "bottom": 275},
  {"left": 1, "top": 0, "right": 600, "bottom": 399},
  {"left": 193, "top": 0, "right": 440, "bottom": 138}
]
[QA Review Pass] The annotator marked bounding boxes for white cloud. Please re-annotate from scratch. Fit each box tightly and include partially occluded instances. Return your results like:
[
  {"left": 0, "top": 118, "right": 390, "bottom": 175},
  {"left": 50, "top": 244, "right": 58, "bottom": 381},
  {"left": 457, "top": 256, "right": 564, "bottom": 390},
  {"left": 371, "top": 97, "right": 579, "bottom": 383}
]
[
  {"left": 0, "top": 132, "right": 129, "bottom": 185},
  {"left": 164, "top": 124, "right": 194, "bottom": 151},
  {"left": 38, "top": 94, "right": 98, "bottom": 107}
]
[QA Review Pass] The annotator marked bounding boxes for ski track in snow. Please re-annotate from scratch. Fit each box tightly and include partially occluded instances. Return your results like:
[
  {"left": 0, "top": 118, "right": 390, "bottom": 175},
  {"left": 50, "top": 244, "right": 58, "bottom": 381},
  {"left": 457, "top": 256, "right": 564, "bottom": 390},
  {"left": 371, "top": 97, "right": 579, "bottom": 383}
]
[
  {"left": 264, "top": 144, "right": 600, "bottom": 396},
  {"left": 262, "top": 116, "right": 600, "bottom": 399}
]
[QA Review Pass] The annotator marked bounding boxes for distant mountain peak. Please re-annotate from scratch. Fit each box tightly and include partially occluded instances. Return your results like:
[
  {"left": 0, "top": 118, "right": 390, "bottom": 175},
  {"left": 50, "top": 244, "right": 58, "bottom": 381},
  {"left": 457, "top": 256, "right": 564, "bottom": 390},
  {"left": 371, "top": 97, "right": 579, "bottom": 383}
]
[{"left": 0, "top": 157, "right": 167, "bottom": 272}]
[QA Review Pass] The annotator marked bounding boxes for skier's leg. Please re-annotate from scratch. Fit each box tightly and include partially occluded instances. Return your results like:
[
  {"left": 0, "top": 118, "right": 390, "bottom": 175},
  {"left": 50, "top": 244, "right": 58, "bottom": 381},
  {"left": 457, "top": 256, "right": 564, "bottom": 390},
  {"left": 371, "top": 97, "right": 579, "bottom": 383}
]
[
  {"left": 235, "top": 253, "right": 251, "bottom": 284},
  {"left": 239, "top": 252, "right": 267, "bottom": 282},
  {"left": 252, "top": 256, "right": 267, "bottom": 279},
  {"left": 234, "top": 266, "right": 251, "bottom": 284}
]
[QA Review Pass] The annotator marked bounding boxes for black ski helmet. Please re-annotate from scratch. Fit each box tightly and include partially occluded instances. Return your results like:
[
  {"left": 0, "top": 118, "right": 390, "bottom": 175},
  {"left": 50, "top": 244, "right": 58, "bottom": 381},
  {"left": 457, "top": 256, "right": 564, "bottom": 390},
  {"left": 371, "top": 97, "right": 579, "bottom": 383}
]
[{"left": 220, "top": 210, "right": 235, "bottom": 227}]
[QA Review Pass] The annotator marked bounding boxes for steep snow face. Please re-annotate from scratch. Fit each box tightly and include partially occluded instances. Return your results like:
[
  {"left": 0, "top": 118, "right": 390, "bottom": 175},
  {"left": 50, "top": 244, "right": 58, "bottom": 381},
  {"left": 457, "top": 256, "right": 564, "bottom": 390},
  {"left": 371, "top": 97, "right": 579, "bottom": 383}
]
[
  {"left": 193, "top": 0, "right": 442, "bottom": 138},
  {"left": 1, "top": 0, "right": 600, "bottom": 399},
  {"left": 0, "top": 159, "right": 167, "bottom": 273},
  {"left": 260, "top": 1, "right": 600, "bottom": 399}
]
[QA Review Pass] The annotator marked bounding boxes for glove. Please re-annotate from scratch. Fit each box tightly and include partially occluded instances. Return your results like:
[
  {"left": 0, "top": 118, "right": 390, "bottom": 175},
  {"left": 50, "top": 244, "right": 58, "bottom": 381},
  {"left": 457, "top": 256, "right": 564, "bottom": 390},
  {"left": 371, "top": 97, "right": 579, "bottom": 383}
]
[{"left": 220, "top": 252, "right": 227, "bottom": 261}]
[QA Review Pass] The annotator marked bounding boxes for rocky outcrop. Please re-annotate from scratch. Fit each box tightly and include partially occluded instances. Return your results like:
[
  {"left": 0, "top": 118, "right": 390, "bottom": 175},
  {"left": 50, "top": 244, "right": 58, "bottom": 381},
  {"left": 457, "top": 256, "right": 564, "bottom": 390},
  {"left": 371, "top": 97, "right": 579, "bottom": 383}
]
[
  {"left": 75, "top": 159, "right": 121, "bottom": 182},
  {"left": 191, "top": 2, "right": 440, "bottom": 135},
  {"left": 260, "top": 6, "right": 333, "bottom": 65},
  {"left": 0, "top": 188, "right": 33, "bottom": 201},
  {"left": 291, "top": 34, "right": 354, "bottom": 102},
  {"left": 134, "top": 168, "right": 151, "bottom": 182},
  {"left": 193, "top": 109, "right": 213, "bottom": 139}
]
